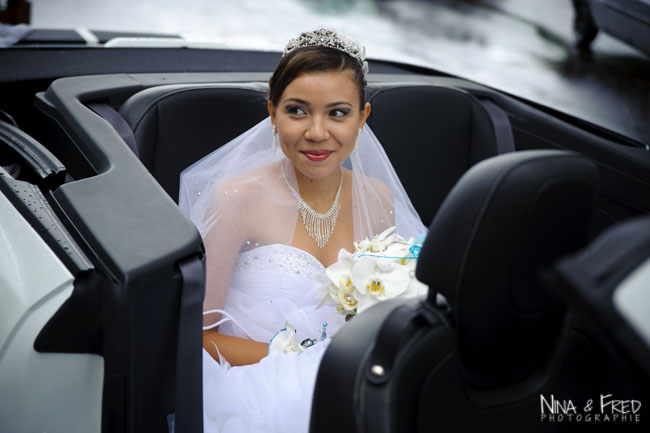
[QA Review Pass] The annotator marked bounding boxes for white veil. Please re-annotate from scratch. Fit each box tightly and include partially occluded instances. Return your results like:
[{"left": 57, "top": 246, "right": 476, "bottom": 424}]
[{"left": 179, "top": 116, "right": 426, "bottom": 326}]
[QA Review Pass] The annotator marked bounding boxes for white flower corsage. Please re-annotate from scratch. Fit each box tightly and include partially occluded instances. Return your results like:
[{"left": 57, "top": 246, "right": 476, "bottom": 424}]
[{"left": 267, "top": 322, "right": 328, "bottom": 356}]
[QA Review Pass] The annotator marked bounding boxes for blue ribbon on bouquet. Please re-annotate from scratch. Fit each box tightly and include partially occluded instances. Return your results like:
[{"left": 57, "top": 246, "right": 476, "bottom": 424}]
[
  {"left": 356, "top": 233, "right": 426, "bottom": 261},
  {"left": 358, "top": 244, "right": 422, "bottom": 261}
]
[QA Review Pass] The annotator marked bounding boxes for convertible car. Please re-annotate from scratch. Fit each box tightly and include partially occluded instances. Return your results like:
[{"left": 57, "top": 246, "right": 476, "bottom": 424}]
[{"left": 0, "top": 27, "right": 649, "bottom": 433}]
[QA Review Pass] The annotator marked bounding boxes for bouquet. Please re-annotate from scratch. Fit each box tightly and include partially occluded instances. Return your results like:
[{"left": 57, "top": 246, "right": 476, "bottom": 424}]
[
  {"left": 318, "top": 227, "right": 428, "bottom": 319},
  {"left": 267, "top": 227, "right": 427, "bottom": 356}
]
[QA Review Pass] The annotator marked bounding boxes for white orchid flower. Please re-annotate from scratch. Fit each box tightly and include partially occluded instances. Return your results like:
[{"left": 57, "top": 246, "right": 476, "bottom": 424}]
[
  {"left": 336, "top": 284, "right": 358, "bottom": 312},
  {"left": 384, "top": 239, "right": 409, "bottom": 257},
  {"left": 317, "top": 248, "right": 359, "bottom": 312},
  {"left": 354, "top": 238, "right": 371, "bottom": 253},
  {"left": 403, "top": 277, "right": 429, "bottom": 298},
  {"left": 326, "top": 248, "right": 355, "bottom": 283},
  {"left": 354, "top": 226, "right": 402, "bottom": 254},
  {"left": 355, "top": 291, "right": 379, "bottom": 313},
  {"left": 267, "top": 322, "right": 303, "bottom": 356},
  {"left": 351, "top": 256, "right": 410, "bottom": 300},
  {"left": 318, "top": 228, "right": 429, "bottom": 318}
]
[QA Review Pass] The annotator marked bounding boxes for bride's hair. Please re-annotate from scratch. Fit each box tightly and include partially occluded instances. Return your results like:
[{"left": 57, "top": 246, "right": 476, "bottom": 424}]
[{"left": 268, "top": 46, "right": 367, "bottom": 109}]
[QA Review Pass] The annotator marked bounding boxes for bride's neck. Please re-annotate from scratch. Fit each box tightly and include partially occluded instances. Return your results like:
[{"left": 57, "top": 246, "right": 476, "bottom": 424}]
[{"left": 294, "top": 167, "right": 343, "bottom": 211}]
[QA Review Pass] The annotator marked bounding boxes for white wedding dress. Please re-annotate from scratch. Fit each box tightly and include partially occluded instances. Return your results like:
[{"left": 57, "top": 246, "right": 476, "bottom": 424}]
[
  {"left": 179, "top": 118, "right": 427, "bottom": 433},
  {"left": 202, "top": 244, "right": 347, "bottom": 433}
]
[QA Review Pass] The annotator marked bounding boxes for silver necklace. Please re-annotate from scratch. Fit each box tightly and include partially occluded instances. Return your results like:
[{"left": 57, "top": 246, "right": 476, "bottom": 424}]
[{"left": 282, "top": 166, "right": 344, "bottom": 249}]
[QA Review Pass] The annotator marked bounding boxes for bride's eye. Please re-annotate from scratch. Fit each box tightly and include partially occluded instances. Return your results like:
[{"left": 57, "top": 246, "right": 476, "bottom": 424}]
[
  {"left": 286, "top": 105, "right": 307, "bottom": 116},
  {"left": 330, "top": 108, "right": 350, "bottom": 118}
]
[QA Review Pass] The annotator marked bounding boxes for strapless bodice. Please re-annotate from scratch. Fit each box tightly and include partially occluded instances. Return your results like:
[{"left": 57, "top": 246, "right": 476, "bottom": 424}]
[
  {"left": 218, "top": 243, "right": 343, "bottom": 345},
  {"left": 233, "top": 244, "right": 325, "bottom": 280}
]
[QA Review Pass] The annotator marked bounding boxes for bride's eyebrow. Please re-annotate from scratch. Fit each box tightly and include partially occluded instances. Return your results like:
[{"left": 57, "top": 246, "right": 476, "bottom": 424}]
[
  {"left": 326, "top": 101, "right": 353, "bottom": 108},
  {"left": 283, "top": 99, "right": 352, "bottom": 108},
  {"left": 284, "top": 98, "right": 310, "bottom": 106}
]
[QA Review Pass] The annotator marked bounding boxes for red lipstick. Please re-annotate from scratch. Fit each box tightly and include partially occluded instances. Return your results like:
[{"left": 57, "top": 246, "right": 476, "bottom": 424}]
[{"left": 302, "top": 150, "right": 333, "bottom": 162}]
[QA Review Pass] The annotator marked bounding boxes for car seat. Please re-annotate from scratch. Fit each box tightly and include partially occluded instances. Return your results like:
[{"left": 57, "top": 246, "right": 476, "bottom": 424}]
[
  {"left": 366, "top": 84, "right": 512, "bottom": 225},
  {"left": 117, "top": 82, "right": 512, "bottom": 221},
  {"left": 118, "top": 83, "right": 269, "bottom": 202},
  {"left": 311, "top": 149, "right": 601, "bottom": 433}
]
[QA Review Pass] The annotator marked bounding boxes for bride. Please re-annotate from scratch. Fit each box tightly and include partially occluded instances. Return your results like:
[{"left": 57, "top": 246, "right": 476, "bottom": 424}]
[{"left": 179, "top": 28, "right": 426, "bottom": 433}]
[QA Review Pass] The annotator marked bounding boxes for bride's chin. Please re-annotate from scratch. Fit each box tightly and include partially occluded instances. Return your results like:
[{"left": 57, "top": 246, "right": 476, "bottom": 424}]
[{"left": 294, "top": 165, "right": 340, "bottom": 182}]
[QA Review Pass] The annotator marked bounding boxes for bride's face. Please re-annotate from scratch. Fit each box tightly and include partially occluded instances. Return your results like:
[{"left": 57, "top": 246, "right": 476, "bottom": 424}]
[{"left": 268, "top": 70, "right": 371, "bottom": 181}]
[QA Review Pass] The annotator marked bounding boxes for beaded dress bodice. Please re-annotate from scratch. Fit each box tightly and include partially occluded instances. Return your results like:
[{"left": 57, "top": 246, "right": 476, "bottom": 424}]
[
  {"left": 233, "top": 244, "right": 325, "bottom": 280},
  {"left": 219, "top": 244, "right": 343, "bottom": 345}
]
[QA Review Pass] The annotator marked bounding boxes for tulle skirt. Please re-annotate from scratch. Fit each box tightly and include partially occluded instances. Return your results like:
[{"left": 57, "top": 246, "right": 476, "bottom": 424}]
[
  {"left": 203, "top": 339, "right": 330, "bottom": 433},
  {"left": 202, "top": 245, "right": 346, "bottom": 433}
]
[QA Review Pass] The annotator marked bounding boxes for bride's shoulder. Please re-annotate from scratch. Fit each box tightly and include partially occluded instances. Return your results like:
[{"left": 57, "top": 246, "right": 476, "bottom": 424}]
[
  {"left": 346, "top": 168, "right": 393, "bottom": 199},
  {"left": 216, "top": 162, "right": 283, "bottom": 205}
]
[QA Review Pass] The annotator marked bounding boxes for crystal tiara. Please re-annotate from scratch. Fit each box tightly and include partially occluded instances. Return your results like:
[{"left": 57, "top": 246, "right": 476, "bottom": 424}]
[{"left": 283, "top": 28, "right": 369, "bottom": 76}]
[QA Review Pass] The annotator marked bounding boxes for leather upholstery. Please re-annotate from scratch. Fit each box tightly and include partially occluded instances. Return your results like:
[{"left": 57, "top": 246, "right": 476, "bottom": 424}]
[
  {"left": 416, "top": 150, "right": 600, "bottom": 388},
  {"left": 313, "top": 150, "right": 601, "bottom": 432},
  {"left": 311, "top": 296, "right": 455, "bottom": 433},
  {"left": 119, "top": 83, "right": 269, "bottom": 202},
  {"left": 119, "top": 83, "right": 503, "bottom": 222},
  {"left": 367, "top": 84, "right": 499, "bottom": 226}
]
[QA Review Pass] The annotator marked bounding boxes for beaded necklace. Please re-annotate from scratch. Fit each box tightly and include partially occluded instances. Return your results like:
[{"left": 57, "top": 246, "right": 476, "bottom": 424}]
[{"left": 282, "top": 166, "right": 344, "bottom": 249}]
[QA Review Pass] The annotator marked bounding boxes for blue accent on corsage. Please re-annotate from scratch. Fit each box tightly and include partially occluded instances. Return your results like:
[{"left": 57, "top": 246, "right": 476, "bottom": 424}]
[
  {"left": 267, "top": 327, "right": 287, "bottom": 355},
  {"left": 319, "top": 322, "right": 328, "bottom": 341}
]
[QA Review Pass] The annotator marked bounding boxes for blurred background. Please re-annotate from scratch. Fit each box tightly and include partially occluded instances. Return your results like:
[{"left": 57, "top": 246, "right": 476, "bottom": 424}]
[{"left": 2, "top": 0, "right": 649, "bottom": 146}]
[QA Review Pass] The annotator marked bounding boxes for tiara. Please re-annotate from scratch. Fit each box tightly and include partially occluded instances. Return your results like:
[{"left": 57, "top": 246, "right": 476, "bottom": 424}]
[{"left": 283, "top": 29, "right": 369, "bottom": 77}]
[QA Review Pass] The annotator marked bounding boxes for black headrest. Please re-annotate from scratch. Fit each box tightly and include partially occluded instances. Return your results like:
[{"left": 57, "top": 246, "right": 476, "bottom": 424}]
[
  {"left": 367, "top": 85, "right": 499, "bottom": 225},
  {"left": 416, "top": 150, "right": 600, "bottom": 387},
  {"left": 119, "top": 83, "right": 268, "bottom": 201}
]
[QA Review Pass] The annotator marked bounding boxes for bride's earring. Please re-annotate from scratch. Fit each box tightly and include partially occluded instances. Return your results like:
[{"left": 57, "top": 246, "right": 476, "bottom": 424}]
[
  {"left": 354, "top": 128, "right": 362, "bottom": 156},
  {"left": 272, "top": 125, "right": 277, "bottom": 154}
]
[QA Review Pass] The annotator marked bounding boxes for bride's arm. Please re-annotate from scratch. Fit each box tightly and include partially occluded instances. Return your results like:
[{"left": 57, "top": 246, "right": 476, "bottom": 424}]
[
  {"left": 201, "top": 180, "right": 269, "bottom": 366},
  {"left": 203, "top": 330, "right": 268, "bottom": 366},
  {"left": 202, "top": 243, "right": 268, "bottom": 366}
]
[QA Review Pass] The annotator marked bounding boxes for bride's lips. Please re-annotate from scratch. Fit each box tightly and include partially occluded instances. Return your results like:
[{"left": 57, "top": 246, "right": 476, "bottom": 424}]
[{"left": 302, "top": 150, "right": 333, "bottom": 162}]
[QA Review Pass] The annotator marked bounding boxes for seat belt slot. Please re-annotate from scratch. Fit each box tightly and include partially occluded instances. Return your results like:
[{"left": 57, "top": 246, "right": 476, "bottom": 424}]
[
  {"left": 87, "top": 102, "right": 140, "bottom": 158},
  {"left": 479, "top": 99, "right": 516, "bottom": 154}
]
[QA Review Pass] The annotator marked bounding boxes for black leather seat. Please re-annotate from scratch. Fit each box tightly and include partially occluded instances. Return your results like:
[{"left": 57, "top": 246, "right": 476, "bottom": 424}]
[
  {"left": 417, "top": 149, "right": 600, "bottom": 389},
  {"left": 367, "top": 85, "right": 505, "bottom": 225},
  {"left": 311, "top": 150, "right": 601, "bottom": 433},
  {"left": 119, "top": 83, "right": 269, "bottom": 202},
  {"left": 118, "top": 82, "right": 508, "bottom": 222}
]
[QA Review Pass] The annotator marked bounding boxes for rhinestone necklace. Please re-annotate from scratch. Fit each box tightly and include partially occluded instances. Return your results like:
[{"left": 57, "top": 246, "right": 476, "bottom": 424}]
[{"left": 282, "top": 166, "right": 344, "bottom": 249}]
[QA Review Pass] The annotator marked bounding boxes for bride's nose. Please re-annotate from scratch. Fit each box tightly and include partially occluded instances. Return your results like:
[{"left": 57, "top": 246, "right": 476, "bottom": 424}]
[{"left": 304, "top": 117, "right": 329, "bottom": 142}]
